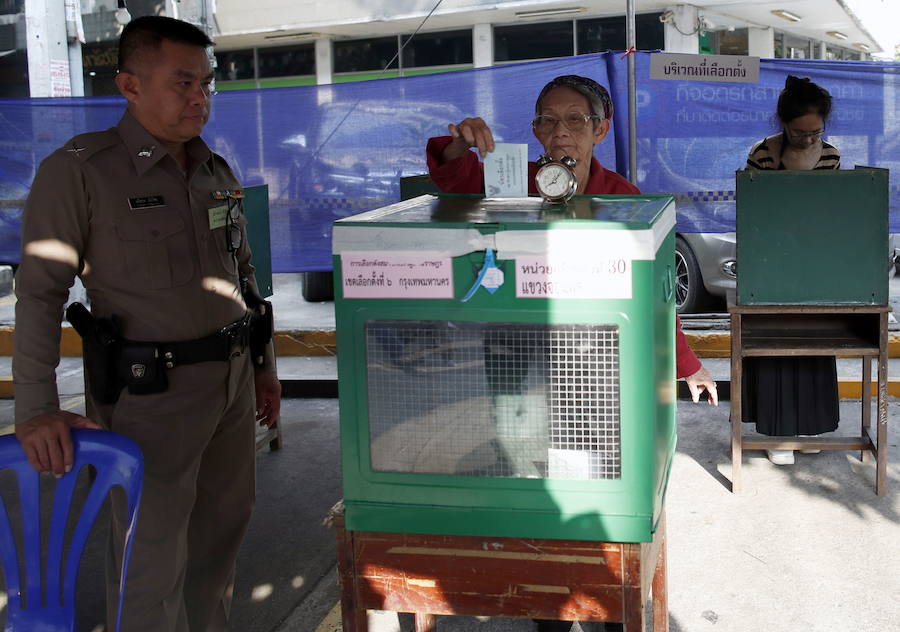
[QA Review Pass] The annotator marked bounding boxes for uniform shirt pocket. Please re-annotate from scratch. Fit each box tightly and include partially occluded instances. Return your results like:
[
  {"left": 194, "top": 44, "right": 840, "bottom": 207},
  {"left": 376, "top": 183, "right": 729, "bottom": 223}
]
[{"left": 115, "top": 212, "right": 195, "bottom": 289}]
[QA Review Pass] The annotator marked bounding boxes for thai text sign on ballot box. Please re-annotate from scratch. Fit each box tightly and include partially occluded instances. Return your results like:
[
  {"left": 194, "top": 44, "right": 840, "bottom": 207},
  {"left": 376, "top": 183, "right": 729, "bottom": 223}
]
[
  {"left": 516, "top": 255, "right": 631, "bottom": 299},
  {"left": 341, "top": 252, "right": 453, "bottom": 299}
]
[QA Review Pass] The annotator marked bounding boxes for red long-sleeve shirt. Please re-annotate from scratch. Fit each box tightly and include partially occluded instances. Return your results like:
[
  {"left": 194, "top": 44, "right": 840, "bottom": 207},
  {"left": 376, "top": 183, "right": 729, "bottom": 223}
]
[
  {"left": 426, "top": 136, "right": 640, "bottom": 196},
  {"left": 426, "top": 136, "right": 702, "bottom": 378}
]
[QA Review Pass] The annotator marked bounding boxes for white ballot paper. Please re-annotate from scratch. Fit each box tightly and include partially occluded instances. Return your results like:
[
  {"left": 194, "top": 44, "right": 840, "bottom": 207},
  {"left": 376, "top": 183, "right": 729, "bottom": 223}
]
[{"left": 484, "top": 143, "right": 529, "bottom": 198}]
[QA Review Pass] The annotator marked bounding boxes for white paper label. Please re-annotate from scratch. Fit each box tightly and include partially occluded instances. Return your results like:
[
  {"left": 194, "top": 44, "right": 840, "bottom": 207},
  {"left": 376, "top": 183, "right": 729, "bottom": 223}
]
[
  {"left": 516, "top": 255, "right": 632, "bottom": 299},
  {"left": 650, "top": 53, "right": 759, "bottom": 83},
  {"left": 50, "top": 60, "right": 72, "bottom": 97},
  {"left": 342, "top": 251, "right": 453, "bottom": 299},
  {"left": 481, "top": 266, "right": 504, "bottom": 290}
]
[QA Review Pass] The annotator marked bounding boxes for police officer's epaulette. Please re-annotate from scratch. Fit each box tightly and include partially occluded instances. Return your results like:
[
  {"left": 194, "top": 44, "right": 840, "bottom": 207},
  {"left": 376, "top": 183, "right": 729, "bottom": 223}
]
[
  {"left": 60, "top": 129, "right": 120, "bottom": 163},
  {"left": 210, "top": 150, "right": 231, "bottom": 168},
  {"left": 210, "top": 150, "right": 239, "bottom": 178}
]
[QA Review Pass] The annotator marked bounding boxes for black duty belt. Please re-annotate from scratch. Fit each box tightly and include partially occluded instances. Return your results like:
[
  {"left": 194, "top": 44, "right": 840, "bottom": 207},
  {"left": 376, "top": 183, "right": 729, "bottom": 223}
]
[{"left": 150, "top": 314, "right": 252, "bottom": 370}]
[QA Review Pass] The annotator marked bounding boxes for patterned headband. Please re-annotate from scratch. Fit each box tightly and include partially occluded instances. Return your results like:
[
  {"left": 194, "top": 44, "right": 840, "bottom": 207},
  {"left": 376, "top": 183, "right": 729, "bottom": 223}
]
[{"left": 535, "top": 75, "right": 614, "bottom": 120}]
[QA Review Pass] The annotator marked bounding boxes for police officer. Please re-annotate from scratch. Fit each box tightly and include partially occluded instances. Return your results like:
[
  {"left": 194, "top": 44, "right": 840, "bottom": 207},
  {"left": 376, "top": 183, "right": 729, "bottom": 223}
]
[{"left": 13, "top": 16, "right": 281, "bottom": 632}]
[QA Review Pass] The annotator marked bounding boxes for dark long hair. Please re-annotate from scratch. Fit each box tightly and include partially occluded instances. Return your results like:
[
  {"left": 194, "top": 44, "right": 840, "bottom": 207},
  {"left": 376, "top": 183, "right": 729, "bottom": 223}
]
[{"left": 776, "top": 75, "right": 832, "bottom": 157}]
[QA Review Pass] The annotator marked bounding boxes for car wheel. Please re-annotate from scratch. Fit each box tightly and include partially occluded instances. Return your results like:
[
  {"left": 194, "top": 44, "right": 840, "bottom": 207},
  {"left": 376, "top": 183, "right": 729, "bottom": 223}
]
[
  {"left": 674, "top": 237, "right": 715, "bottom": 314},
  {"left": 301, "top": 271, "right": 334, "bottom": 302}
]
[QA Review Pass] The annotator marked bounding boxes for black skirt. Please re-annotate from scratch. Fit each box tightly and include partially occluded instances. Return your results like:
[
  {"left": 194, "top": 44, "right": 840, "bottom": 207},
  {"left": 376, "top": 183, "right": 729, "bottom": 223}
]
[{"left": 741, "top": 356, "right": 839, "bottom": 436}]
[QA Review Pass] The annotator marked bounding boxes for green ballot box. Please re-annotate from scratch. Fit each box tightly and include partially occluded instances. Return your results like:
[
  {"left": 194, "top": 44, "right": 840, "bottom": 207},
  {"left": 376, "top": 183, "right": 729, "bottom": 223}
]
[{"left": 333, "top": 194, "right": 678, "bottom": 543}]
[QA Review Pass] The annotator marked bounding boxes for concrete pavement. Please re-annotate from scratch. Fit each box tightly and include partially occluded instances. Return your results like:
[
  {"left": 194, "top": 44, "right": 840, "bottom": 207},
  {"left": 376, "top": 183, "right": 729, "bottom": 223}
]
[
  {"left": 261, "top": 274, "right": 900, "bottom": 632},
  {"left": 265, "top": 399, "right": 899, "bottom": 632}
]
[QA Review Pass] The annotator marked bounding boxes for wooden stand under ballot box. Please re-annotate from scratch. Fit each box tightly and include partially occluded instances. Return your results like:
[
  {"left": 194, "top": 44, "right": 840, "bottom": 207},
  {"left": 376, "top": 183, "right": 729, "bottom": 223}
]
[{"left": 328, "top": 502, "right": 669, "bottom": 631}]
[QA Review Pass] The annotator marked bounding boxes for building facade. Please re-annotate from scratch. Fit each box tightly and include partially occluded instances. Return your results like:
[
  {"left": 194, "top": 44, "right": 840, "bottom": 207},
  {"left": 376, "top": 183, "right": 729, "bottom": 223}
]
[{"left": 0, "top": 1, "right": 884, "bottom": 98}]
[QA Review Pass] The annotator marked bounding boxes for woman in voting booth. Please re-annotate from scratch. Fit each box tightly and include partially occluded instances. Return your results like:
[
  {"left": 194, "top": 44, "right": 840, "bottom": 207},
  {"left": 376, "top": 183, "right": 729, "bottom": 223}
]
[
  {"left": 744, "top": 75, "right": 841, "bottom": 466},
  {"left": 426, "top": 74, "right": 718, "bottom": 408}
]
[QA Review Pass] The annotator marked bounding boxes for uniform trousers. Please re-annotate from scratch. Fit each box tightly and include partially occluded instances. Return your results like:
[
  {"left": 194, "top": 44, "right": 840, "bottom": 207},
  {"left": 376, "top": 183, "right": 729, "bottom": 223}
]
[{"left": 94, "top": 350, "right": 256, "bottom": 632}]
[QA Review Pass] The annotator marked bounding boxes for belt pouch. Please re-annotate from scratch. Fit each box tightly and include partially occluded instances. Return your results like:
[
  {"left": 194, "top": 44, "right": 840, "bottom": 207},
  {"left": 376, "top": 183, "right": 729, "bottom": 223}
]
[{"left": 119, "top": 342, "right": 168, "bottom": 395}]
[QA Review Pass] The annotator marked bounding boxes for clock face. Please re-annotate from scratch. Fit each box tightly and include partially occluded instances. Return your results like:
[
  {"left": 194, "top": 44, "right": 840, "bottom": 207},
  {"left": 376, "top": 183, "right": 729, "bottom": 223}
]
[{"left": 536, "top": 163, "right": 575, "bottom": 200}]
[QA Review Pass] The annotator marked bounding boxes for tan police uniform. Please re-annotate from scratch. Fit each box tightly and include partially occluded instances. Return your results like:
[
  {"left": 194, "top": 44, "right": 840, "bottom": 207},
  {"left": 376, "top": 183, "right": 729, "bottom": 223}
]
[{"left": 14, "top": 110, "right": 263, "bottom": 632}]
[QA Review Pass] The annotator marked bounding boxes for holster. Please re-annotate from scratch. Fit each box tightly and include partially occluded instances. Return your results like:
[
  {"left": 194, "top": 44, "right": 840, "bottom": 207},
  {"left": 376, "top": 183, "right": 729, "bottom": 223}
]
[
  {"left": 242, "top": 283, "right": 274, "bottom": 368},
  {"left": 66, "top": 302, "right": 124, "bottom": 404}
]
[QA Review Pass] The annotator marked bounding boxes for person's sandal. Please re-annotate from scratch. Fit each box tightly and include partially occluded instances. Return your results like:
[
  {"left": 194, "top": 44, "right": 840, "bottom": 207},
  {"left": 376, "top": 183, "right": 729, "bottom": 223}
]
[
  {"left": 799, "top": 435, "right": 821, "bottom": 454},
  {"left": 766, "top": 449, "right": 795, "bottom": 465}
]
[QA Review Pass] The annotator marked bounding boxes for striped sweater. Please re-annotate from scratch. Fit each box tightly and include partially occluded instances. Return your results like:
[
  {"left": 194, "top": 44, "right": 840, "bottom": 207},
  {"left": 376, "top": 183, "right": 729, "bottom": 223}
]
[{"left": 746, "top": 133, "right": 840, "bottom": 171}]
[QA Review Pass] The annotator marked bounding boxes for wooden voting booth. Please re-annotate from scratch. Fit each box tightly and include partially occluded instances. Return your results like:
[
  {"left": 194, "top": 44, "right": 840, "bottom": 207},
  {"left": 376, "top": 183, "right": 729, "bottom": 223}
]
[{"left": 730, "top": 168, "right": 890, "bottom": 495}]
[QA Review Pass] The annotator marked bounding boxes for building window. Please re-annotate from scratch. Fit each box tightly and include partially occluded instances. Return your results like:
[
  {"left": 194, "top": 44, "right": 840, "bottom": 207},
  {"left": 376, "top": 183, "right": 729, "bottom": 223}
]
[
  {"left": 826, "top": 45, "right": 859, "bottom": 60},
  {"left": 81, "top": 41, "right": 118, "bottom": 96},
  {"left": 577, "top": 13, "right": 664, "bottom": 53},
  {"left": 494, "top": 20, "right": 574, "bottom": 62},
  {"left": 215, "top": 49, "right": 255, "bottom": 82},
  {"left": 257, "top": 44, "right": 315, "bottom": 78},
  {"left": 401, "top": 29, "right": 472, "bottom": 68},
  {"left": 0, "top": 0, "right": 24, "bottom": 15},
  {"left": 698, "top": 28, "right": 749, "bottom": 56},
  {"left": 334, "top": 36, "right": 399, "bottom": 73},
  {"left": 783, "top": 34, "right": 812, "bottom": 59},
  {"left": 719, "top": 28, "right": 749, "bottom": 55},
  {"left": 0, "top": 50, "right": 28, "bottom": 97}
]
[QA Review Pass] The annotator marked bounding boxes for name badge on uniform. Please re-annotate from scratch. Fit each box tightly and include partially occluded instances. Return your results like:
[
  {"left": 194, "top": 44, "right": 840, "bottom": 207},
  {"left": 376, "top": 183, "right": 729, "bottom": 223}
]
[
  {"left": 208, "top": 204, "right": 229, "bottom": 230},
  {"left": 128, "top": 195, "right": 165, "bottom": 210}
]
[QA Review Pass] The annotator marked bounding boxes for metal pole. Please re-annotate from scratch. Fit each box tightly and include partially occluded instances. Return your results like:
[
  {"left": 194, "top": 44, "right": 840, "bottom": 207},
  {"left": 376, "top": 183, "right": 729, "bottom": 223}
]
[
  {"left": 25, "top": 0, "right": 69, "bottom": 97},
  {"left": 626, "top": 0, "right": 637, "bottom": 184}
]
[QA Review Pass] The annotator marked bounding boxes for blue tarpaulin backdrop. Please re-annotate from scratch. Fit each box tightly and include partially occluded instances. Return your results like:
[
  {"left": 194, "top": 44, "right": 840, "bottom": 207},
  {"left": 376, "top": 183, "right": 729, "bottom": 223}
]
[{"left": 0, "top": 52, "right": 898, "bottom": 272}]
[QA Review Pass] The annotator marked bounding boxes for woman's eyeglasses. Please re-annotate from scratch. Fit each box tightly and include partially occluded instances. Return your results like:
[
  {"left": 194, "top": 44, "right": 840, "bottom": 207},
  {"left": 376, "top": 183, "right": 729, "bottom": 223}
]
[
  {"left": 787, "top": 127, "right": 825, "bottom": 140},
  {"left": 531, "top": 112, "right": 603, "bottom": 134}
]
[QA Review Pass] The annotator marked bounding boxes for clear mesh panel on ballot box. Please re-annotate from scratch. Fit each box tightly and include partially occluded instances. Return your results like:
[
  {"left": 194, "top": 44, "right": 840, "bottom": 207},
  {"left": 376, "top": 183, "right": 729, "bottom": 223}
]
[{"left": 366, "top": 320, "right": 620, "bottom": 481}]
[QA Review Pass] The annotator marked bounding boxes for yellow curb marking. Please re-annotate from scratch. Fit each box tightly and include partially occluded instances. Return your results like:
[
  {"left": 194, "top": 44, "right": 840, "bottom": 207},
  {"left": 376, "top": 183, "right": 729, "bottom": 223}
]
[{"left": 2, "top": 327, "right": 900, "bottom": 358}]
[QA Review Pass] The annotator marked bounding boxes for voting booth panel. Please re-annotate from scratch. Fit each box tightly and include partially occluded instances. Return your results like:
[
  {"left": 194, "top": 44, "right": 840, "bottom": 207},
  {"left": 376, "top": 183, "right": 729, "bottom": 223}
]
[{"left": 736, "top": 168, "right": 889, "bottom": 306}]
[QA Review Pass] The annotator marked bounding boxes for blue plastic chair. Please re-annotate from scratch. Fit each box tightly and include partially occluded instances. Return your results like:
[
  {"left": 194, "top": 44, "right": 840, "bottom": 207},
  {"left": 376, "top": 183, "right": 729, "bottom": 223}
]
[{"left": 0, "top": 428, "right": 143, "bottom": 632}]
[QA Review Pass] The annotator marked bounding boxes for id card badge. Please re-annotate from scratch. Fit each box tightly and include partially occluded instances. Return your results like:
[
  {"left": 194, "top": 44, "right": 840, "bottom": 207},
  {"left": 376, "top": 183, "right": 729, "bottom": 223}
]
[{"left": 208, "top": 204, "right": 229, "bottom": 230}]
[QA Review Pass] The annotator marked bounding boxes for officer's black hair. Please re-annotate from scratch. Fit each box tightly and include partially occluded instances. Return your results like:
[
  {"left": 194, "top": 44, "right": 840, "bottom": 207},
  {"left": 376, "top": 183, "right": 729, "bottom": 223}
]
[{"left": 118, "top": 16, "right": 214, "bottom": 74}]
